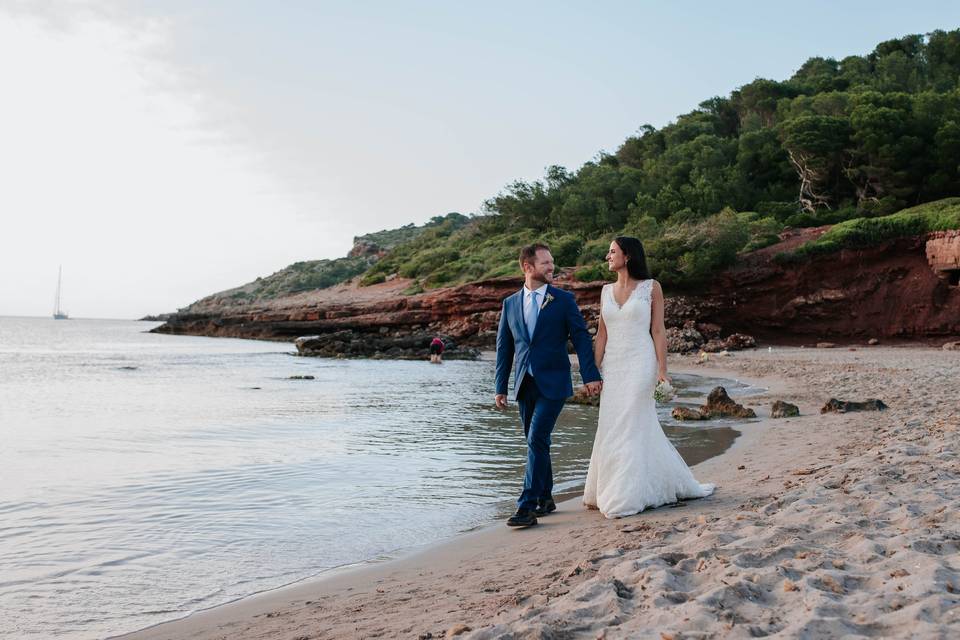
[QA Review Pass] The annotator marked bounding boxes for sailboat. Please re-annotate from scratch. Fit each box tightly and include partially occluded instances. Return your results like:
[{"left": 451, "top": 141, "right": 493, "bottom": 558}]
[{"left": 53, "top": 265, "right": 69, "bottom": 320}]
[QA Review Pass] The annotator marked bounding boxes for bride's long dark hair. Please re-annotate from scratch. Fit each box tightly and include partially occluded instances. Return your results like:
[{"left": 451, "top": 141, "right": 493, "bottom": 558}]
[{"left": 614, "top": 236, "right": 651, "bottom": 280}]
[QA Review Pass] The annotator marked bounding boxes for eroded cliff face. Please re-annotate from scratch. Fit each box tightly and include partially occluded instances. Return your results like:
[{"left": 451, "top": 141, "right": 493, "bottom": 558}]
[
  {"left": 154, "top": 277, "right": 606, "bottom": 359},
  {"left": 152, "top": 231, "right": 960, "bottom": 352},
  {"left": 926, "top": 230, "right": 960, "bottom": 285},
  {"left": 702, "top": 232, "right": 960, "bottom": 340},
  {"left": 153, "top": 277, "right": 525, "bottom": 345}
]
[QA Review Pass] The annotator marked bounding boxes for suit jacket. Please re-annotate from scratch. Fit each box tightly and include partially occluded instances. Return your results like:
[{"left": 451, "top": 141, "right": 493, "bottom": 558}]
[{"left": 495, "top": 284, "right": 601, "bottom": 401}]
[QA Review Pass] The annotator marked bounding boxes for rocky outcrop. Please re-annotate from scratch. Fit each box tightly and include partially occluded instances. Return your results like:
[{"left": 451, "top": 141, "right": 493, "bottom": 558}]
[
  {"left": 702, "top": 333, "right": 757, "bottom": 353},
  {"left": 154, "top": 277, "right": 523, "bottom": 348},
  {"left": 666, "top": 324, "right": 705, "bottom": 353},
  {"left": 671, "top": 386, "right": 756, "bottom": 420},
  {"left": 701, "top": 386, "right": 757, "bottom": 419},
  {"left": 348, "top": 239, "right": 386, "bottom": 259},
  {"left": 664, "top": 320, "right": 755, "bottom": 354},
  {"left": 293, "top": 332, "right": 479, "bottom": 360},
  {"left": 771, "top": 400, "right": 800, "bottom": 418},
  {"left": 925, "top": 230, "right": 960, "bottom": 284},
  {"left": 820, "top": 398, "right": 888, "bottom": 413},
  {"left": 671, "top": 406, "right": 708, "bottom": 421}
]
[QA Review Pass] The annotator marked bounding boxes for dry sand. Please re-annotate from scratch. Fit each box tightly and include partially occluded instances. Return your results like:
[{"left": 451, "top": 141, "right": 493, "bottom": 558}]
[{"left": 118, "top": 346, "right": 960, "bottom": 639}]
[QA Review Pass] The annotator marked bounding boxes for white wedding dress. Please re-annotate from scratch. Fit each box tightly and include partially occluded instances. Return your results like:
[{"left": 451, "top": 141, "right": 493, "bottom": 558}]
[{"left": 583, "top": 280, "right": 715, "bottom": 518}]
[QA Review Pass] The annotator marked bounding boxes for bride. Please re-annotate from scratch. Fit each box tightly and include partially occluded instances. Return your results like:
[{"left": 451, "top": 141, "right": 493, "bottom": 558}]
[{"left": 583, "top": 236, "right": 715, "bottom": 518}]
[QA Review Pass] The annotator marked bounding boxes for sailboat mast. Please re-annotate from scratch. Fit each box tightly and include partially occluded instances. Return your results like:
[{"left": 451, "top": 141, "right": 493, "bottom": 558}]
[
  {"left": 53, "top": 265, "right": 68, "bottom": 319},
  {"left": 54, "top": 265, "right": 62, "bottom": 315}
]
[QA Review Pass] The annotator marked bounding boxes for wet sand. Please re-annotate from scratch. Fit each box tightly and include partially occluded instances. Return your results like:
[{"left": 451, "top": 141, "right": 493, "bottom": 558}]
[{"left": 118, "top": 345, "right": 960, "bottom": 639}]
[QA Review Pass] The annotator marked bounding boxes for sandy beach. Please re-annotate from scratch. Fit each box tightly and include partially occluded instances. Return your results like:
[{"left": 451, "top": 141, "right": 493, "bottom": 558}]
[{"left": 119, "top": 345, "right": 960, "bottom": 639}]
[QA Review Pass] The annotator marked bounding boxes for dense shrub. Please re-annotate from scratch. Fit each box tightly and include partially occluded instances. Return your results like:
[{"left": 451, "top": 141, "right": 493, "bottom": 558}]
[
  {"left": 551, "top": 235, "right": 585, "bottom": 266},
  {"left": 647, "top": 209, "right": 750, "bottom": 287},
  {"left": 359, "top": 273, "right": 386, "bottom": 286},
  {"left": 784, "top": 206, "right": 860, "bottom": 228},
  {"left": 740, "top": 213, "right": 784, "bottom": 252},
  {"left": 578, "top": 238, "right": 612, "bottom": 265},
  {"left": 777, "top": 197, "right": 960, "bottom": 261},
  {"left": 574, "top": 264, "right": 615, "bottom": 282}
]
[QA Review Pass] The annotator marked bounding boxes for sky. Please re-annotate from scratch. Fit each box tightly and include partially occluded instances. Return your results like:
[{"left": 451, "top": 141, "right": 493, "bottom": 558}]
[{"left": 1, "top": 1, "right": 958, "bottom": 319}]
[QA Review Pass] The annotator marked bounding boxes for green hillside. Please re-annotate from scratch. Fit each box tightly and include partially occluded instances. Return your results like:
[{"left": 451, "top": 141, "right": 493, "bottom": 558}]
[
  {"left": 356, "top": 29, "right": 960, "bottom": 291},
  {"left": 191, "top": 214, "right": 470, "bottom": 306},
  {"left": 216, "top": 256, "right": 372, "bottom": 304},
  {"left": 203, "top": 29, "right": 960, "bottom": 305}
]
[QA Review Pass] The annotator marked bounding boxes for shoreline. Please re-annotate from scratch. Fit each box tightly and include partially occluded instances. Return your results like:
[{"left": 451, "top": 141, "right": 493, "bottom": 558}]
[
  {"left": 118, "top": 345, "right": 960, "bottom": 639},
  {"left": 115, "top": 358, "right": 780, "bottom": 640}
]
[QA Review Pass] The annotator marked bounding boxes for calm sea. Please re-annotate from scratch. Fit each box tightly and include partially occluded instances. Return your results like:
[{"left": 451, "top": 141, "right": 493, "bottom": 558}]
[{"left": 0, "top": 317, "right": 743, "bottom": 639}]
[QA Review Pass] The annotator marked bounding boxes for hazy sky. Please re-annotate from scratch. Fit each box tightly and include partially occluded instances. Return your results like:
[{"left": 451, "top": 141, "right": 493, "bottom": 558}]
[{"left": 2, "top": 1, "right": 958, "bottom": 318}]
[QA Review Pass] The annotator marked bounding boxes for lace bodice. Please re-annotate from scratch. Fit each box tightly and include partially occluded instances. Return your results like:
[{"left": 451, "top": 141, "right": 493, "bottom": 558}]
[{"left": 600, "top": 279, "right": 655, "bottom": 376}]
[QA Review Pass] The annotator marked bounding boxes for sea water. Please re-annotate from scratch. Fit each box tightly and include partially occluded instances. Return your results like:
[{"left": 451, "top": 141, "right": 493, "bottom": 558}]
[{"left": 0, "top": 317, "right": 743, "bottom": 639}]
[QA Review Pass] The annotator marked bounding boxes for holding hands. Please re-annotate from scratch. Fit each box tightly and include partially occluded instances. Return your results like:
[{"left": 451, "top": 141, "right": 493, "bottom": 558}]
[{"left": 495, "top": 379, "right": 601, "bottom": 410}]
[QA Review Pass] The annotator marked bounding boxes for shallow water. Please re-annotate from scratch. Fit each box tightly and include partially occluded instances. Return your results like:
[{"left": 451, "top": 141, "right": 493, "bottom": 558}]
[{"left": 0, "top": 317, "right": 744, "bottom": 639}]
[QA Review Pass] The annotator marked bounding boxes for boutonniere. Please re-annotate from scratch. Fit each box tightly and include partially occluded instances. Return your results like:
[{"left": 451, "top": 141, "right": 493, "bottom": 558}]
[{"left": 540, "top": 293, "right": 555, "bottom": 310}]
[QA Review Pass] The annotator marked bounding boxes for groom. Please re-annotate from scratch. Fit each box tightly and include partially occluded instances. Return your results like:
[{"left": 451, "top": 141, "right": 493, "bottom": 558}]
[{"left": 495, "top": 243, "right": 602, "bottom": 527}]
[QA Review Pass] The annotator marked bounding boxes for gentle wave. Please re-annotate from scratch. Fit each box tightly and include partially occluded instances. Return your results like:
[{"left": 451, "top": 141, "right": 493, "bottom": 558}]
[{"left": 0, "top": 317, "right": 741, "bottom": 639}]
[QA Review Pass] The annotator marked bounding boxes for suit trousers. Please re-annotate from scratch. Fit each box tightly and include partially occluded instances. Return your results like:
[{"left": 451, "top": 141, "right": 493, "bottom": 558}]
[{"left": 516, "top": 373, "right": 566, "bottom": 510}]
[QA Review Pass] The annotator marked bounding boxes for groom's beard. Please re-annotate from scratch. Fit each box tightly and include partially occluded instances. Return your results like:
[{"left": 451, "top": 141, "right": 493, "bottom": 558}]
[
  {"left": 533, "top": 268, "right": 553, "bottom": 285},
  {"left": 533, "top": 272, "right": 553, "bottom": 284}
]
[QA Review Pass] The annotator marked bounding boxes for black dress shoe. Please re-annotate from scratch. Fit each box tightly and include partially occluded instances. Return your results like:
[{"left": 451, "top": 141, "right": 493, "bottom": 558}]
[
  {"left": 534, "top": 497, "right": 557, "bottom": 516},
  {"left": 506, "top": 508, "right": 538, "bottom": 527}
]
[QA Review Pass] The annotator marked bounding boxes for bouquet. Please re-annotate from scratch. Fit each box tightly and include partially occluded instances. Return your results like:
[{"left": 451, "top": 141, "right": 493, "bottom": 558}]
[{"left": 653, "top": 380, "right": 675, "bottom": 403}]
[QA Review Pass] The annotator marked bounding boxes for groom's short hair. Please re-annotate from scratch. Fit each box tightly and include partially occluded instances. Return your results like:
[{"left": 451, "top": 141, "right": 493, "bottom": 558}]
[{"left": 519, "top": 243, "right": 550, "bottom": 267}]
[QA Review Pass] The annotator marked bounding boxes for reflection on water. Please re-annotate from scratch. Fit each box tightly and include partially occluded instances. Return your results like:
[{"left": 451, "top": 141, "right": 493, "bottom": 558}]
[{"left": 0, "top": 318, "right": 743, "bottom": 639}]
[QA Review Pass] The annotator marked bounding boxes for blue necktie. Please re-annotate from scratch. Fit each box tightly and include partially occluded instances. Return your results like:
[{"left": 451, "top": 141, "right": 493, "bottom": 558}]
[
  {"left": 526, "top": 291, "right": 539, "bottom": 339},
  {"left": 525, "top": 291, "right": 539, "bottom": 378}
]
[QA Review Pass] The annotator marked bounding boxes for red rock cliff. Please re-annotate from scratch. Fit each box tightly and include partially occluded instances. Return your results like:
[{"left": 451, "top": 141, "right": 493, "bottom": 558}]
[
  {"left": 701, "top": 233, "right": 960, "bottom": 339},
  {"left": 153, "top": 231, "right": 960, "bottom": 345}
]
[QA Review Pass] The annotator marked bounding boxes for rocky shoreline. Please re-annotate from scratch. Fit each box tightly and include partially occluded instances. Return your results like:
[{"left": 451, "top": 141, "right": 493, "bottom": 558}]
[
  {"left": 151, "top": 231, "right": 960, "bottom": 358},
  {"left": 293, "top": 331, "right": 481, "bottom": 360},
  {"left": 149, "top": 277, "right": 761, "bottom": 360}
]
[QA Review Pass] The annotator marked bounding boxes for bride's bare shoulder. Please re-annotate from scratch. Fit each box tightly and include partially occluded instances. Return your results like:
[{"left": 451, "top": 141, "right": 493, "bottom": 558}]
[{"left": 648, "top": 279, "right": 664, "bottom": 297}]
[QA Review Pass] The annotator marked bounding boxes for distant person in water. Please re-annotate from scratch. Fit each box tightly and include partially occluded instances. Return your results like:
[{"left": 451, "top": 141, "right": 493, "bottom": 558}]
[{"left": 429, "top": 337, "right": 445, "bottom": 364}]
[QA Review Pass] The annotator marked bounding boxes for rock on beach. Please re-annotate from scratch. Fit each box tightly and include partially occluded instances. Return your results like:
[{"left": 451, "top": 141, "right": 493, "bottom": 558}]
[
  {"left": 671, "top": 386, "right": 756, "bottom": 420},
  {"left": 771, "top": 400, "right": 800, "bottom": 418},
  {"left": 820, "top": 398, "right": 888, "bottom": 413}
]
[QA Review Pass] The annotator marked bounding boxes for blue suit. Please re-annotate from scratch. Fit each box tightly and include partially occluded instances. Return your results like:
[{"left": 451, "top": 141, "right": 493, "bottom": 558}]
[{"left": 495, "top": 284, "right": 601, "bottom": 510}]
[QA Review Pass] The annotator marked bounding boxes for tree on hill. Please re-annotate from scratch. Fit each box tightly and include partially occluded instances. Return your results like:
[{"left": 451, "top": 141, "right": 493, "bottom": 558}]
[
  {"left": 327, "top": 30, "right": 960, "bottom": 295},
  {"left": 485, "top": 29, "right": 960, "bottom": 227}
]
